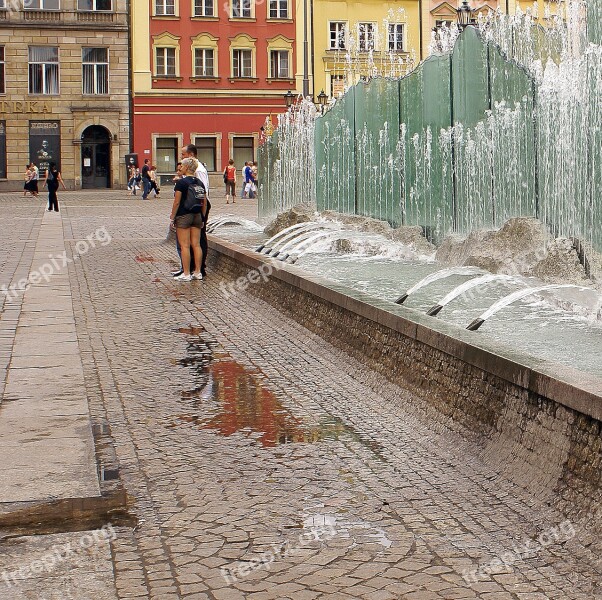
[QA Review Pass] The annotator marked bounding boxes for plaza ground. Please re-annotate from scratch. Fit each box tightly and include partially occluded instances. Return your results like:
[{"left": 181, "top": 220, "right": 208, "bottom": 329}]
[{"left": 0, "top": 191, "right": 600, "bottom": 599}]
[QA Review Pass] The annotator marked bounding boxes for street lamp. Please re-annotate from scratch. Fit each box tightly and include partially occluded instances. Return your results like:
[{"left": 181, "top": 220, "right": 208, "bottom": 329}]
[
  {"left": 284, "top": 90, "right": 295, "bottom": 108},
  {"left": 457, "top": 0, "right": 475, "bottom": 29},
  {"left": 317, "top": 90, "right": 328, "bottom": 114}
]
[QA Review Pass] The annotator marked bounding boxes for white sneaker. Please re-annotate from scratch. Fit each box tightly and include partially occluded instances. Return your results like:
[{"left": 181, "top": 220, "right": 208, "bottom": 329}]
[
  {"left": 173, "top": 273, "right": 192, "bottom": 281},
  {"left": 192, "top": 272, "right": 203, "bottom": 280}
]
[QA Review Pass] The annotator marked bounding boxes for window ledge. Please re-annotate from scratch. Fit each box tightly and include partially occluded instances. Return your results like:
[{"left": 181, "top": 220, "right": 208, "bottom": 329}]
[
  {"left": 229, "top": 17, "right": 256, "bottom": 22},
  {"left": 191, "top": 15, "right": 219, "bottom": 20},
  {"left": 266, "top": 77, "right": 295, "bottom": 84},
  {"left": 266, "top": 18, "right": 293, "bottom": 23},
  {"left": 326, "top": 48, "right": 347, "bottom": 52},
  {"left": 228, "top": 77, "right": 259, "bottom": 83},
  {"left": 152, "top": 15, "right": 180, "bottom": 19},
  {"left": 190, "top": 76, "right": 221, "bottom": 82},
  {"left": 153, "top": 76, "right": 183, "bottom": 82}
]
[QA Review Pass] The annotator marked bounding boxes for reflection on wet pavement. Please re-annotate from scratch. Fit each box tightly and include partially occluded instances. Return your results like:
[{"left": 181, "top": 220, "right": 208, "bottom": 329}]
[{"left": 170, "top": 327, "right": 388, "bottom": 453}]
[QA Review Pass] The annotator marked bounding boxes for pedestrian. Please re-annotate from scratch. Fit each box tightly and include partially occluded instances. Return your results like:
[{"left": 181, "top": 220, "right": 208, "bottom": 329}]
[
  {"left": 224, "top": 159, "right": 236, "bottom": 204},
  {"left": 250, "top": 161, "right": 258, "bottom": 198},
  {"left": 172, "top": 145, "right": 211, "bottom": 278},
  {"left": 241, "top": 161, "right": 249, "bottom": 199},
  {"left": 150, "top": 165, "right": 160, "bottom": 197},
  {"left": 43, "top": 162, "right": 67, "bottom": 212},
  {"left": 25, "top": 163, "right": 39, "bottom": 197},
  {"left": 23, "top": 164, "right": 33, "bottom": 197},
  {"left": 127, "top": 165, "right": 137, "bottom": 194},
  {"left": 141, "top": 159, "right": 152, "bottom": 199},
  {"left": 169, "top": 157, "right": 206, "bottom": 281}
]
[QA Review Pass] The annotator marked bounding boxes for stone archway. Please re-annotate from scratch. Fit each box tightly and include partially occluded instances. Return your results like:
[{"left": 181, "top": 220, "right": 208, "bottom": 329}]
[{"left": 81, "top": 125, "right": 111, "bottom": 189}]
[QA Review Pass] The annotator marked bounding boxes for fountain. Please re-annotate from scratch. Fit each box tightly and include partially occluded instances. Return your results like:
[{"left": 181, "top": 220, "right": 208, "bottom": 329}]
[{"left": 395, "top": 267, "right": 484, "bottom": 304}]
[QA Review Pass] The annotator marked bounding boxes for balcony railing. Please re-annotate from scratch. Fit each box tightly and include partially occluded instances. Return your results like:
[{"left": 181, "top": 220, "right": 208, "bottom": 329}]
[
  {"left": 77, "top": 11, "right": 115, "bottom": 23},
  {"left": 23, "top": 10, "right": 62, "bottom": 21}
]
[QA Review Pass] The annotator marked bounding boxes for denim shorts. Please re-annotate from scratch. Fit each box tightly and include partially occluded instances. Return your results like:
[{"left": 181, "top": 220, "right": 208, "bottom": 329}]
[{"left": 174, "top": 213, "right": 203, "bottom": 228}]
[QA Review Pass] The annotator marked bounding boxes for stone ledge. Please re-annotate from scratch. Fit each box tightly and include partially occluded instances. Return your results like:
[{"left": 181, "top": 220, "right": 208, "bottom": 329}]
[{"left": 208, "top": 235, "right": 602, "bottom": 422}]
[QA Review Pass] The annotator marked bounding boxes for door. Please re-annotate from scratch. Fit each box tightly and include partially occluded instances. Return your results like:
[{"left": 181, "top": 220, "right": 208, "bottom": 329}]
[{"left": 81, "top": 126, "right": 111, "bottom": 188}]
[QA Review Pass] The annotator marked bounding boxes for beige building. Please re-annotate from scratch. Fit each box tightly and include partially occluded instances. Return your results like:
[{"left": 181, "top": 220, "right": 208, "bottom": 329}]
[{"left": 0, "top": 0, "right": 129, "bottom": 190}]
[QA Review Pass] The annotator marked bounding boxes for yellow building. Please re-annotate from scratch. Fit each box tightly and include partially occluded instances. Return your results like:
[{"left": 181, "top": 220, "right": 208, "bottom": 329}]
[{"left": 295, "top": 0, "right": 428, "bottom": 99}]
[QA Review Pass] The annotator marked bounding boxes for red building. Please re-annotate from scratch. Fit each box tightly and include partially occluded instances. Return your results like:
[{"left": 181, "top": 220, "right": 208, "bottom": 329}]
[{"left": 131, "top": 0, "right": 295, "bottom": 183}]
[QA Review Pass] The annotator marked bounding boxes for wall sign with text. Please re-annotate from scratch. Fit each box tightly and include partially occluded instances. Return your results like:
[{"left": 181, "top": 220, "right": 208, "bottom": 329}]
[{"left": 29, "top": 120, "right": 60, "bottom": 175}]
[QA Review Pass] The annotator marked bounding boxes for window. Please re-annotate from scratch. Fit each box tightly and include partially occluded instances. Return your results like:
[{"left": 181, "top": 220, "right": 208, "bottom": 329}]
[
  {"left": 388, "top": 24, "right": 404, "bottom": 52},
  {"left": 194, "top": 48, "right": 214, "bottom": 77},
  {"left": 232, "top": 0, "right": 251, "bottom": 18},
  {"left": 331, "top": 74, "right": 345, "bottom": 97},
  {"left": 233, "top": 137, "right": 253, "bottom": 167},
  {"left": 156, "top": 47, "right": 176, "bottom": 76},
  {"left": 0, "top": 47, "right": 4, "bottom": 96},
  {"left": 78, "top": 0, "right": 112, "bottom": 9},
  {"left": 270, "top": 50, "right": 289, "bottom": 79},
  {"left": 194, "top": 0, "right": 213, "bottom": 16},
  {"left": 156, "top": 137, "right": 178, "bottom": 172},
  {"left": 329, "top": 22, "right": 346, "bottom": 50},
  {"left": 232, "top": 49, "right": 252, "bottom": 77},
  {"left": 29, "top": 47, "right": 59, "bottom": 95},
  {"left": 358, "top": 23, "right": 376, "bottom": 52},
  {"left": 194, "top": 137, "right": 217, "bottom": 172},
  {"left": 82, "top": 48, "right": 108, "bottom": 94},
  {"left": 155, "top": 0, "right": 175, "bottom": 15},
  {"left": 269, "top": 0, "right": 287, "bottom": 19},
  {"left": 26, "top": 0, "right": 60, "bottom": 8}
]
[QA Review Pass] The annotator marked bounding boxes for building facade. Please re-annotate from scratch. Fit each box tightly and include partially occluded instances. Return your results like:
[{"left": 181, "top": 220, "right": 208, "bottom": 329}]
[
  {"left": 0, "top": 0, "right": 129, "bottom": 191},
  {"left": 131, "top": 0, "right": 295, "bottom": 184}
]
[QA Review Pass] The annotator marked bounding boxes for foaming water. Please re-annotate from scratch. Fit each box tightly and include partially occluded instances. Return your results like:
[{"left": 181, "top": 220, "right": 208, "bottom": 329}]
[{"left": 215, "top": 226, "right": 602, "bottom": 377}]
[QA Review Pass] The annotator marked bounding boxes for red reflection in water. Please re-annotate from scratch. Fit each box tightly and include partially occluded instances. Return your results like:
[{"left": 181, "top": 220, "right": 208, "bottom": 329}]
[{"left": 181, "top": 360, "right": 307, "bottom": 447}]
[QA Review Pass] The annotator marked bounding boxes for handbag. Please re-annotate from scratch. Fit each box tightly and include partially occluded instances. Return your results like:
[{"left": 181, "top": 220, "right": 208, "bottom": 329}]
[{"left": 223, "top": 169, "right": 228, "bottom": 184}]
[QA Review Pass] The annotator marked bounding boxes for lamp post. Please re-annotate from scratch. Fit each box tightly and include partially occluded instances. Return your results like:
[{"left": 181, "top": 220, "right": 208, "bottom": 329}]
[
  {"left": 457, "top": 0, "right": 475, "bottom": 30},
  {"left": 316, "top": 89, "right": 328, "bottom": 114},
  {"left": 284, "top": 90, "right": 295, "bottom": 108}
]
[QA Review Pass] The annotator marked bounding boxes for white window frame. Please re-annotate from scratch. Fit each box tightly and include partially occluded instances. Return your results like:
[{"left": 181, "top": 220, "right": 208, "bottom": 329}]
[
  {"left": 388, "top": 23, "right": 405, "bottom": 52},
  {"left": 231, "top": 0, "right": 252, "bottom": 18},
  {"left": 155, "top": 47, "right": 176, "bottom": 76},
  {"left": 232, "top": 48, "right": 252, "bottom": 78},
  {"left": 28, "top": 47, "right": 60, "bottom": 95},
  {"left": 77, "top": 0, "right": 113, "bottom": 10},
  {"left": 193, "top": 0, "right": 214, "bottom": 16},
  {"left": 358, "top": 22, "right": 376, "bottom": 52},
  {"left": 25, "top": 0, "right": 60, "bottom": 9},
  {"left": 82, "top": 48, "right": 109, "bottom": 95},
  {"left": 194, "top": 47, "right": 215, "bottom": 77},
  {"left": 155, "top": 0, "right": 176, "bottom": 16},
  {"left": 268, "top": 0, "right": 288, "bottom": 19},
  {"left": 0, "top": 46, "right": 5, "bottom": 96},
  {"left": 269, "top": 49, "right": 289, "bottom": 79},
  {"left": 329, "top": 21, "right": 347, "bottom": 50}
]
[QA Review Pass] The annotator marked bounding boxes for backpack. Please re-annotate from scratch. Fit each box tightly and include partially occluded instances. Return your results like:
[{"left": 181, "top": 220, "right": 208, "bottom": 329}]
[
  {"left": 47, "top": 170, "right": 54, "bottom": 182},
  {"left": 182, "top": 177, "right": 206, "bottom": 215},
  {"left": 223, "top": 168, "right": 228, "bottom": 184}
]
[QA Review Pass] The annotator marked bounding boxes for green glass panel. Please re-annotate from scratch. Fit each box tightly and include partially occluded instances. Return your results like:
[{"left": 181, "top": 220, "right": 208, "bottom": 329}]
[
  {"left": 488, "top": 43, "right": 537, "bottom": 225},
  {"left": 354, "top": 78, "right": 402, "bottom": 226},
  {"left": 315, "top": 89, "right": 356, "bottom": 214}
]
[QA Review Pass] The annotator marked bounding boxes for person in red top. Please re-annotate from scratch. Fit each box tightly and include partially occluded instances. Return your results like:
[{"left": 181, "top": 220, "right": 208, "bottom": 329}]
[{"left": 223, "top": 159, "right": 236, "bottom": 204}]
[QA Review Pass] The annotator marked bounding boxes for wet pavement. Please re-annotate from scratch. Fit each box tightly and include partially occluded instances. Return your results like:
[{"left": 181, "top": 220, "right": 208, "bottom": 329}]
[{"left": 0, "top": 191, "right": 601, "bottom": 599}]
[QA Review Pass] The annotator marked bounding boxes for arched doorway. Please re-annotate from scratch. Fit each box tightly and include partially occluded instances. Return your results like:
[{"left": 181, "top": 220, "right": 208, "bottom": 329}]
[{"left": 81, "top": 126, "right": 111, "bottom": 188}]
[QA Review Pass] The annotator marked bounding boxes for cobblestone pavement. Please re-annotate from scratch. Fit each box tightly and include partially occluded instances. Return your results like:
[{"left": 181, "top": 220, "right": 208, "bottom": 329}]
[{"left": 1, "top": 191, "right": 601, "bottom": 600}]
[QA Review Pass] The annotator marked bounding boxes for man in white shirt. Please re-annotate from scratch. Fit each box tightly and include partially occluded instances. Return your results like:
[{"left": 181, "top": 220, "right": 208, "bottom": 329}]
[{"left": 173, "top": 144, "right": 211, "bottom": 277}]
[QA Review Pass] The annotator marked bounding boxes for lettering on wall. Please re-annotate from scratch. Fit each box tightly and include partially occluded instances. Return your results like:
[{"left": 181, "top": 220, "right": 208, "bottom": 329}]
[{"left": 0, "top": 101, "right": 52, "bottom": 114}]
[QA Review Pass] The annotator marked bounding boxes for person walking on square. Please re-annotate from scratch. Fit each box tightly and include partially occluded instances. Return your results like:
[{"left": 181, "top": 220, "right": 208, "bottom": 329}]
[
  {"left": 224, "top": 159, "right": 236, "bottom": 204},
  {"left": 241, "top": 161, "right": 249, "bottom": 199},
  {"left": 169, "top": 157, "right": 206, "bottom": 281},
  {"left": 25, "top": 163, "right": 40, "bottom": 197},
  {"left": 43, "top": 162, "right": 66, "bottom": 212},
  {"left": 141, "top": 159, "right": 152, "bottom": 199},
  {"left": 150, "top": 165, "right": 160, "bottom": 197}
]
